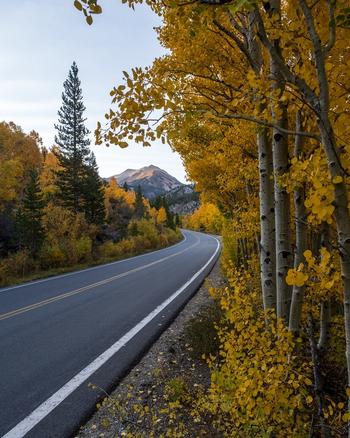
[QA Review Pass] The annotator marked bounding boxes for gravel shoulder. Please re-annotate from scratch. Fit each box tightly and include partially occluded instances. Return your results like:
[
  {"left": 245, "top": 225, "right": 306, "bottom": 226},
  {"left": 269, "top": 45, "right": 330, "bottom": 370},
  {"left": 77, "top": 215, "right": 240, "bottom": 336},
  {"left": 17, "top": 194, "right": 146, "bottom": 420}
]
[{"left": 77, "top": 260, "right": 225, "bottom": 438}]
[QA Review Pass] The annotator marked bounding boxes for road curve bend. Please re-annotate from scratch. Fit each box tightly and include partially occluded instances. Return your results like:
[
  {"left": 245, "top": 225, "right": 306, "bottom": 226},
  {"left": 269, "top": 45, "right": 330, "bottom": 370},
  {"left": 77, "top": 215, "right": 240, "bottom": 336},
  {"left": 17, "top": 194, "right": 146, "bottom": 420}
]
[{"left": 0, "top": 230, "right": 220, "bottom": 438}]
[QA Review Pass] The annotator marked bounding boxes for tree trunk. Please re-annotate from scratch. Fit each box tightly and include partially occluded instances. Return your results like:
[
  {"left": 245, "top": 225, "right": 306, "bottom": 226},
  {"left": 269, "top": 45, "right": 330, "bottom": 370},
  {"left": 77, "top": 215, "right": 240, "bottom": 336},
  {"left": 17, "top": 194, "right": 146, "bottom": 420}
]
[
  {"left": 318, "top": 301, "right": 331, "bottom": 352},
  {"left": 247, "top": 10, "right": 277, "bottom": 312},
  {"left": 317, "top": 119, "right": 350, "bottom": 430},
  {"left": 318, "top": 224, "right": 332, "bottom": 352},
  {"left": 258, "top": 128, "right": 276, "bottom": 310},
  {"left": 268, "top": 0, "right": 292, "bottom": 322},
  {"left": 272, "top": 108, "right": 292, "bottom": 322},
  {"left": 308, "top": 316, "right": 331, "bottom": 438},
  {"left": 289, "top": 111, "right": 307, "bottom": 333}
]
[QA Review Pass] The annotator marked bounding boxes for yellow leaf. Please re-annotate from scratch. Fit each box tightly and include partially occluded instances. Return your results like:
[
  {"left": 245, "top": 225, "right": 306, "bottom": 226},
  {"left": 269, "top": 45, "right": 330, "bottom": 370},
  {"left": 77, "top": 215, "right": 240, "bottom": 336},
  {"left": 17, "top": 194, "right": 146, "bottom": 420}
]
[
  {"left": 333, "top": 175, "right": 343, "bottom": 184},
  {"left": 74, "top": 0, "right": 83, "bottom": 11},
  {"left": 342, "top": 412, "right": 350, "bottom": 422}
]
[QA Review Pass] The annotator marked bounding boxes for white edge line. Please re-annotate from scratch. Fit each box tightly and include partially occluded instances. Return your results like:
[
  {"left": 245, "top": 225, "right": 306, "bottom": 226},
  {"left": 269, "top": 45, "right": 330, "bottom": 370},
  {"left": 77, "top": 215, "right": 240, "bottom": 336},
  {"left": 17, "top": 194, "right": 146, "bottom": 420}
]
[
  {"left": 2, "top": 235, "right": 220, "bottom": 438},
  {"left": 0, "top": 232, "right": 188, "bottom": 294}
]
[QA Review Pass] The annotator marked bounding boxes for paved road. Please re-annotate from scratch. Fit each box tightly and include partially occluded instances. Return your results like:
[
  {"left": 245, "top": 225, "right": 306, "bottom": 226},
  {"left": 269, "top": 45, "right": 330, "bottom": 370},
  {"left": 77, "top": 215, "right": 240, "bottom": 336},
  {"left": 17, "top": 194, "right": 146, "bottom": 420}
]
[{"left": 0, "top": 230, "right": 220, "bottom": 438}]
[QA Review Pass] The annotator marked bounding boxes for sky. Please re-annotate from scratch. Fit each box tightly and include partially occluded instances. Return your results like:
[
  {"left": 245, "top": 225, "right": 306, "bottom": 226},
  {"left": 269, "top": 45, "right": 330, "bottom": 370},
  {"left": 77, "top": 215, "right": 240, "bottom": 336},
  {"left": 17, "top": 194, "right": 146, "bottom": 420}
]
[{"left": 0, "top": 0, "right": 187, "bottom": 182}]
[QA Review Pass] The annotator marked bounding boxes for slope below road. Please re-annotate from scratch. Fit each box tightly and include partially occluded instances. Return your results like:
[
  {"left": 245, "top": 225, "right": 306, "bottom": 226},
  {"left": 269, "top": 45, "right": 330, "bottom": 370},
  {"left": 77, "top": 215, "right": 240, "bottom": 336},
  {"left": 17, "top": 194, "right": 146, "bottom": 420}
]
[{"left": 0, "top": 230, "right": 220, "bottom": 438}]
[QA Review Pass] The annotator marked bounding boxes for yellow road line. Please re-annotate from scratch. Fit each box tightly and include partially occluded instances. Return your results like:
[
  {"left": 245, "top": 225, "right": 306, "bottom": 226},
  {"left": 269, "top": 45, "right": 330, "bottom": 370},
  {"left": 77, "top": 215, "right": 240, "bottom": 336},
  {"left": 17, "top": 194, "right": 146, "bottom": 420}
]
[{"left": 0, "top": 237, "right": 200, "bottom": 322}]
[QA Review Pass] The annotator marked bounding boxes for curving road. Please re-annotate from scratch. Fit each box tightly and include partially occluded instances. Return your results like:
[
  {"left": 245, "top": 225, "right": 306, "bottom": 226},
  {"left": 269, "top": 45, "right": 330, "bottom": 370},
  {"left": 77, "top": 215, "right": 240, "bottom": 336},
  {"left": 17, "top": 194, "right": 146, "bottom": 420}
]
[{"left": 0, "top": 230, "right": 220, "bottom": 438}]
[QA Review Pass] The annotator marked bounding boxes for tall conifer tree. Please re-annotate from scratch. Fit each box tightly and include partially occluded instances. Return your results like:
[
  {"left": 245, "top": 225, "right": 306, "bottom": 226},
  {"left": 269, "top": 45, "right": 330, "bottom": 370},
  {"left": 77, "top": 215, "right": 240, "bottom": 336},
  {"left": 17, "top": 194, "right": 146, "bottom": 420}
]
[
  {"left": 54, "top": 62, "right": 105, "bottom": 225},
  {"left": 54, "top": 61, "right": 91, "bottom": 214}
]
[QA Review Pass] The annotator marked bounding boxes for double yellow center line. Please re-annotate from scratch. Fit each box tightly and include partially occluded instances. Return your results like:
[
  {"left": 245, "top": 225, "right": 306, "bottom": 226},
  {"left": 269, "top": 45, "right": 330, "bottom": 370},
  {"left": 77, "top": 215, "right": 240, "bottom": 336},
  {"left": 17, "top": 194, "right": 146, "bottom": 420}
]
[{"left": 0, "top": 238, "right": 199, "bottom": 322}]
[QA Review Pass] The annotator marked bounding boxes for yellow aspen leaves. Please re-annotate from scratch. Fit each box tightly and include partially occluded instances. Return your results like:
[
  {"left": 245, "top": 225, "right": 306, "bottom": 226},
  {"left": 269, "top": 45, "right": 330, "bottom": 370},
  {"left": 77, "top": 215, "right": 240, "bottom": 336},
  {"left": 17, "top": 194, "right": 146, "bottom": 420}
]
[
  {"left": 286, "top": 269, "right": 308, "bottom": 287},
  {"left": 287, "top": 248, "right": 341, "bottom": 305}
]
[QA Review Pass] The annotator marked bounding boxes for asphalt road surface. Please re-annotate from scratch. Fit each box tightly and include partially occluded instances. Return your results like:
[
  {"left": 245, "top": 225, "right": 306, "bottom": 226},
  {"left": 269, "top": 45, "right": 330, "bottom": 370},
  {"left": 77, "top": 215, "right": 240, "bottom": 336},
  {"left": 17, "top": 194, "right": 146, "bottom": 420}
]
[{"left": 0, "top": 230, "right": 220, "bottom": 438}]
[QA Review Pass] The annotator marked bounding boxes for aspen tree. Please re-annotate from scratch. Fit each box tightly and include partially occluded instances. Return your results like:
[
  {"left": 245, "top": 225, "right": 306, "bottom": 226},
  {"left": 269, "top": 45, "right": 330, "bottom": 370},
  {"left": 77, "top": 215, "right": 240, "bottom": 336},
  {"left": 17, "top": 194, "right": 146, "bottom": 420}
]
[{"left": 289, "top": 111, "right": 308, "bottom": 333}]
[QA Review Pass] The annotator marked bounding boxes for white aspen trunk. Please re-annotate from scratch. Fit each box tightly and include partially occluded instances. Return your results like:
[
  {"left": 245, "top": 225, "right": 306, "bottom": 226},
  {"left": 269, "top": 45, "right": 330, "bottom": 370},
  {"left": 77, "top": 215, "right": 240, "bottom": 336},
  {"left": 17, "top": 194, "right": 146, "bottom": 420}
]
[
  {"left": 248, "top": 11, "right": 277, "bottom": 312},
  {"left": 272, "top": 107, "right": 292, "bottom": 322},
  {"left": 258, "top": 129, "right": 277, "bottom": 310},
  {"left": 269, "top": 0, "right": 292, "bottom": 322},
  {"left": 289, "top": 111, "right": 307, "bottom": 333}
]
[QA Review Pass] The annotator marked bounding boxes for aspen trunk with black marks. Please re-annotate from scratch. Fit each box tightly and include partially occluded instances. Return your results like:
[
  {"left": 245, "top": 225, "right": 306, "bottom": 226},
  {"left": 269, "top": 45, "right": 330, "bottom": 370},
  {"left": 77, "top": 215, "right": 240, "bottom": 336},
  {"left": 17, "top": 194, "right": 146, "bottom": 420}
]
[
  {"left": 248, "top": 11, "right": 277, "bottom": 312},
  {"left": 272, "top": 108, "right": 292, "bottom": 322},
  {"left": 269, "top": 0, "right": 292, "bottom": 322},
  {"left": 258, "top": 128, "right": 276, "bottom": 310},
  {"left": 289, "top": 111, "right": 307, "bottom": 333}
]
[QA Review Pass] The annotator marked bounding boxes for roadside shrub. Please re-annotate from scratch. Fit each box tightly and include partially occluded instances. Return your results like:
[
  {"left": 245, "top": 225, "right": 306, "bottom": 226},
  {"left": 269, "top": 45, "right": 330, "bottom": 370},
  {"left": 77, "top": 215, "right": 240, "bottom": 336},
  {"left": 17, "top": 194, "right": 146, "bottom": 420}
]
[
  {"left": 100, "top": 241, "right": 121, "bottom": 258},
  {"left": 76, "top": 236, "right": 92, "bottom": 262},
  {"left": 39, "top": 241, "right": 65, "bottom": 268},
  {"left": 0, "top": 249, "right": 37, "bottom": 284},
  {"left": 200, "top": 266, "right": 313, "bottom": 437},
  {"left": 165, "top": 377, "right": 189, "bottom": 404}
]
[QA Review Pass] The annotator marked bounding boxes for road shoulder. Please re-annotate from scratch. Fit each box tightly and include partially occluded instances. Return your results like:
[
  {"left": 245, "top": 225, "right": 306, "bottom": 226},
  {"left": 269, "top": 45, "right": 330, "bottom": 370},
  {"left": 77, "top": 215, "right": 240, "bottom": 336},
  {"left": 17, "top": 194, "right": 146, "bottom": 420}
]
[{"left": 77, "top": 260, "right": 225, "bottom": 437}]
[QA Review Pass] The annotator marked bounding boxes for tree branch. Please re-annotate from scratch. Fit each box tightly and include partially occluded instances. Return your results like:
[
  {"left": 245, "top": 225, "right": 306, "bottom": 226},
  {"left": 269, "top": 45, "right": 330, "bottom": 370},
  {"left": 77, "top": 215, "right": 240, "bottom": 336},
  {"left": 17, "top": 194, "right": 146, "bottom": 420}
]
[
  {"left": 324, "top": 0, "right": 336, "bottom": 54},
  {"left": 212, "top": 19, "right": 258, "bottom": 71},
  {"left": 299, "top": 0, "right": 329, "bottom": 112},
  {"left": 253, "top": 6, "right": 320, "bottom": 111},
  {"left": 212, "top": 111, "right": 321, "bottom": 140}
]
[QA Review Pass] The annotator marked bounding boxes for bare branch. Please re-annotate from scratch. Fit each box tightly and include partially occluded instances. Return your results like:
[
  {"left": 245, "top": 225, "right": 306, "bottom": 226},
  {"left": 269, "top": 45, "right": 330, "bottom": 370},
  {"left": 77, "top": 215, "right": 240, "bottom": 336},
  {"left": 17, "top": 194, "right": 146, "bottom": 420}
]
[
  {"left": 324, "top": 0, "right": 336, "bottom": 54},
  {"left": 213, "top": 112, "right": 321, "bottom": 140}
]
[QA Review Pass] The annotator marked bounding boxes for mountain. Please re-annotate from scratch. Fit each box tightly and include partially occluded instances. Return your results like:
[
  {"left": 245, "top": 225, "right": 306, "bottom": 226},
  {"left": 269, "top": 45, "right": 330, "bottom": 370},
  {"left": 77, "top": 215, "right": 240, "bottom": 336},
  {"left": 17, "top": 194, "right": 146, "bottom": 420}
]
[
  {"left": 108, "top": 165, "right": 200, "bottom": 214},
  {"left": 165, "top": 184, "right": 200, "bottom": 215},
  {"left": 110, "top": 165, "right": 183, "bottom": 199}
]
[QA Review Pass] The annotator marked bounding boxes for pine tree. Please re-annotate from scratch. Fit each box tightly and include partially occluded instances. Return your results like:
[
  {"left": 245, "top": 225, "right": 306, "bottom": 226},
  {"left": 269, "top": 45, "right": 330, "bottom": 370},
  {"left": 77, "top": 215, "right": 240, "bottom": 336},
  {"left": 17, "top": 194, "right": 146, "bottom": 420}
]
[
  {"left": 83, "top": 153, "right": 105, "bottom": 226},
  {"left": 15, "top": 169, "right": 45, "bottom": 255},
  {"left": 133, "top": 185, "right": 145, "bottom": 219},
  {"left": 54, "top": 61, "right": 91, "bottom": 214},
  {"left": 54, "top": 62, "right": 105, "bottom": 227},
  {"left": 175, "top": 213, "right": 181, "bottom": 227}
]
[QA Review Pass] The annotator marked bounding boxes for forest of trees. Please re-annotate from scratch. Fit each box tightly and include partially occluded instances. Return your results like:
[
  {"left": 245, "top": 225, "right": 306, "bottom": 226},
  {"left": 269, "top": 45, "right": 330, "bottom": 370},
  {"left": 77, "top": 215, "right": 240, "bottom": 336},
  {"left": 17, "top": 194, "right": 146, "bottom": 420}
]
[
  {"left": 73, "top": 0, "right": 350, "bottom": 436},
  {"left": 0, "top": 62, "right": 180, "bottom": 286}
]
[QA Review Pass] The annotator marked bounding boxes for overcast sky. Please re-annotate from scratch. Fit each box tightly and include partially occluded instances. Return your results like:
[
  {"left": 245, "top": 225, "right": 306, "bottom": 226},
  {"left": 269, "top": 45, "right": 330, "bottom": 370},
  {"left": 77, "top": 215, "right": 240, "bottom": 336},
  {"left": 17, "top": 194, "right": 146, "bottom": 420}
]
[{"left": 0, "top": 0, "right": 187, "bottom": 182}]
